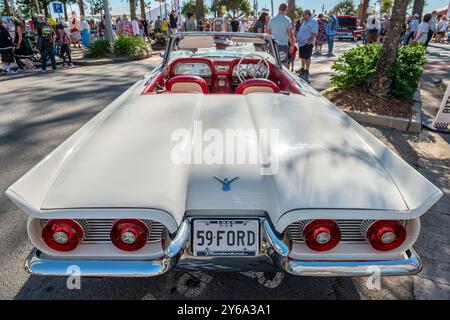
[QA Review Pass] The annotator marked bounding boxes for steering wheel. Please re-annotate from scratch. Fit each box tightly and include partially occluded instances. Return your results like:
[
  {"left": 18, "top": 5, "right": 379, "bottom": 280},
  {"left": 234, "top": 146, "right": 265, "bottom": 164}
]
[{"left": 236, "top": 53, "right": 270, "bottom": 83}]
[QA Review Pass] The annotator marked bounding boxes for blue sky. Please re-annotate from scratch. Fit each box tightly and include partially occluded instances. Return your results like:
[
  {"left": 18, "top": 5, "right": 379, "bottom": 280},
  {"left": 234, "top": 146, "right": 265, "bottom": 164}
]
[{"left": 73, "top": 0, "right": 448, "bottom": 17}]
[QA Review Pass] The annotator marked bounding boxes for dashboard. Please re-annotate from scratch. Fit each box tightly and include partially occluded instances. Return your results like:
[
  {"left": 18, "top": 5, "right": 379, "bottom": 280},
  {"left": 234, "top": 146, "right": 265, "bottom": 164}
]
[{"left": 172, "top": 59, "right": 269, "bottom": 80}]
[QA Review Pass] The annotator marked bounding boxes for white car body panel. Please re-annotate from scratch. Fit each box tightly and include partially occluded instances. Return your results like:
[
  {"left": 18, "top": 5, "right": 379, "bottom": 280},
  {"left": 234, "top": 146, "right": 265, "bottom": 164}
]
[{"left": 6, "top": 80, "right": 442, "bottom": 235}]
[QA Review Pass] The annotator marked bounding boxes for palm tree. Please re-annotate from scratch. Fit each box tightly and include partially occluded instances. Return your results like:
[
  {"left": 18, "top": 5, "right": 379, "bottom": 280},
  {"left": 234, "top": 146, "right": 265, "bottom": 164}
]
[
  {"left": 2, "top": 0, "right": 12, "bottom": 15},
  {"left": 412, "top": 0, "right": 424, "bottom": 20},
  {"left": 78, "top": 0, "right": 85, "bottom": 16},
  {"left": 195, "top": 0, "right": 205, "bottom": 19},
  {"left": 287, "top": 0, "right": 295, "bottom": 22},
  {"left": 368, "top": 0, "right": 409, "bottom": 97},
  {"left": 130, "top": 0, "right": 137, "bottom": 20},
  {"left": 140, "top": 0, "right": 146, "bottom": 20}
]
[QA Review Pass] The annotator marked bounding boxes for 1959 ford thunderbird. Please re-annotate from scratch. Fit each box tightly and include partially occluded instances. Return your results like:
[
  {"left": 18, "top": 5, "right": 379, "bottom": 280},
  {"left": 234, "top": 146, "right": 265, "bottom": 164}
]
[{"left": 7, "top": 32, "right": 442, "bottom": 277}]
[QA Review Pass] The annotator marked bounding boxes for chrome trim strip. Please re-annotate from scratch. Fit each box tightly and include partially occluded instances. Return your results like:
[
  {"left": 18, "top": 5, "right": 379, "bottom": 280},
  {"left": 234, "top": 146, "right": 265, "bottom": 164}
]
[
  {"left": 273, "top": 249, "right": 422, "bottom": 277},
  {"left": 24, "top": 248, "right": 172, "bottom": 277},
  {"left": 262, "top": 219, "right": 289, "bottom": 258},
  {"left": 165, "top": 219, "right": 190, "bottom": 258}
]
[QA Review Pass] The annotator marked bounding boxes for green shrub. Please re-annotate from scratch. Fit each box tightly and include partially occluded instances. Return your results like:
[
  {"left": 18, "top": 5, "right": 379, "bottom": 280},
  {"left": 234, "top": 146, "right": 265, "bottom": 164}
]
[
  {"left": 113, "top": 35, "right": 151, "bottom": 58},
  {"left": 331, "top": 44, "right": 382, "bottom": 89},
  {"left": 84, "top": 38, "right": 111, "bottom": 58},
  {"left": 330, "top": 43, "right": 427, "bottom": 98},
  {"left": 391, "top": 44, "right": 427, "bottom": 98},
  {"left": 148, "top": 30, "right": 167, "bottom": 46}
]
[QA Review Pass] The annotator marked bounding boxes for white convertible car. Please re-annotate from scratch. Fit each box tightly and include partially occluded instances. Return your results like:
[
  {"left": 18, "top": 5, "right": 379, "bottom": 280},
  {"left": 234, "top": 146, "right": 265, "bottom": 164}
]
[{"left": 7, "top": 33, "right": 442, "bottom": 277}]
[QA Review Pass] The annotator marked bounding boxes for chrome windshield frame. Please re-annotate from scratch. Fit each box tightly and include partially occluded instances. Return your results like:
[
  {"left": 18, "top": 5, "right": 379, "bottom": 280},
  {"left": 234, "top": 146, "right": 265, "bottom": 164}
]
[{"left": 162, "top": 32, "right": 282, "bottom": 69}]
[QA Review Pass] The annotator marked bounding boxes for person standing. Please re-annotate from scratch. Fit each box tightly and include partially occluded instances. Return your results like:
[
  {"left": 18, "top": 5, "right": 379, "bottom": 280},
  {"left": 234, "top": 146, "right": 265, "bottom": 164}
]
[
  {"left": 296, "top": 9, "right": 318, "bottom": 81},
  {"left": 141, "top": 18, "right": 149, "bottom": 39},
  {"left": 56, "top": 23, "right": 72, "bottom": 67},
  {"left": 425, "top": 11, "right": 437, "bottom": 46},
  {"left": 314, "top": 13, "right": 327, "bottom": 55},
  {"left": 131, "top": 17, "right": 140, "bottom": 37},
  {"left": 253, "top": 12, "right": 268, "bottom": 33},
  {"left": 366, "top": 13, "right": 380, "bottom": 43},
  {"left": 436, "top": 16, "right": 448, "bottom": 43},
  {"left": 326, "top": 11, "right": 338, "bottom": 56},
  {"left": 413, "top": 13, "right": 431, "bottom": 44},
  {"left": 12, "top": 17, "right": 34, "bottom": 70},
  {"left": 405, "top": 14, "right": 419, "bottom": 44},
  {"left": 239, "top": 18, "right": 247, "bottom": 33},
  {"left": 182, "top": 12, "right": 197, "bottom": 31},
  {"left": 154, "top": 16, "right": 162, "bottom": 31},
  {"left": 204, "top": 18, "right": 211, "bottom": 31},
  {"left": 117, "top": 14, "right": 133, "bottom": 36},
  {"left": 69, "top": 11, "right": 81, "bottom": 48},
  {"left": 169, "top": 10, "right": 178, "bottom": 34},
  {"left": 197, "top": 18, "right": 204, "bottom": 31},
  {"left": 80, "top": 16, "right": 90, "bottom": 47},
  {"left": 267, "top": 3, "right": 295, "bottom": 68},
  {"left": 162, "top": 17, "right": 168, "bottom": 34},
  {"left": 36, "top": 14, "right": 57, "bottom": 72},
  {"left": 0, "top": 22, "right": 17, "bottom": 74},
  {"left": 230, "top": 16, "right": 239, "bottom": 32},
  {"left": 213, "top": 10, "right": 227, "bottom": 32}
]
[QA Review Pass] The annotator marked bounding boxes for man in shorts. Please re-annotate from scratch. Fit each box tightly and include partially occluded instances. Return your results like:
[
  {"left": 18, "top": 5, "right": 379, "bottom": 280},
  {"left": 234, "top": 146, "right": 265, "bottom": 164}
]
[
  {"left": 267, "top": 3, "right": 295, "bottom": 68},
  {"left": 296, "top": 10, "right": 318, "bottom": 81}
]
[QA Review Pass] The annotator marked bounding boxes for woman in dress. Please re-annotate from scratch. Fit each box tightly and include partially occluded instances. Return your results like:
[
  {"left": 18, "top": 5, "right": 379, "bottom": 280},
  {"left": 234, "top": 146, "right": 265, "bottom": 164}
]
[
  {"left": 80, "top": 16, "right": 90, "bottom": 48},
  {"left": 314, "top": 14, "right": 327, "bottom": 54},
  {"left": 12, "top": 17, "right": 34, "bottom": 70}
]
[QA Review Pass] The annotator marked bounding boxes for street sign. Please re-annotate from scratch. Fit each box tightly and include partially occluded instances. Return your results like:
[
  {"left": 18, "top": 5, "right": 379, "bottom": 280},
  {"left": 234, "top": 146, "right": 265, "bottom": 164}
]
[{"left": 53, "top": 2, "right": 63, "bottom": 14}]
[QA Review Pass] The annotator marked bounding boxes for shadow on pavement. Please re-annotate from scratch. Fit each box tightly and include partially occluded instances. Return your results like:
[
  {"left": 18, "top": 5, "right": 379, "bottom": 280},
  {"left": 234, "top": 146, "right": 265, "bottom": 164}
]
[{"left": 14, "top": 272, "right": 361, "bottom": 300}]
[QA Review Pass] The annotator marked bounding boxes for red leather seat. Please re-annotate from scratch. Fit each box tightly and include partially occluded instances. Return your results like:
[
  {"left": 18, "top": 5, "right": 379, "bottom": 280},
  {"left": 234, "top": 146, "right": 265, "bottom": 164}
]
[
  {"left": 166, "top": 75, "right": 209, "bottom": 94},
  {"left": 235, "top": 79, "right": 280, "bottom": 95}
]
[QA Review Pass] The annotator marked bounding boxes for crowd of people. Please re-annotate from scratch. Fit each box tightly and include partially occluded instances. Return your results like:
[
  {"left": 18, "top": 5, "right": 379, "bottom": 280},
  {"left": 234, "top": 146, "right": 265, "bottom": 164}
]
[{"left": 1, "top": 5, "right": 449, "bottom": 78}]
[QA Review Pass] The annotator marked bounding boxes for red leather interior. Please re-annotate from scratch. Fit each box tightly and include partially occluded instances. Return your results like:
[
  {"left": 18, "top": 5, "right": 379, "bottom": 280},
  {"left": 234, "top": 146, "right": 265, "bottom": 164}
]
[
  {"left": 141, "top": 57, "right": 302, "bottom": 95},
  {"left": 235, "top": 79, "right": 280, "bottom": 94},
  {"left": 166, "top": 75, "right": 210, "bottom": 93}
]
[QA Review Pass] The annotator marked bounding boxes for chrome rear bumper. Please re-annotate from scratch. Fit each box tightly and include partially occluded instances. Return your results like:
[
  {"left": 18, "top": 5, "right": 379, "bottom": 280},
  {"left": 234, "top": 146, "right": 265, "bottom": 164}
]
[{"left": 24, "top": 218, "right": 422, "bottom": 277}]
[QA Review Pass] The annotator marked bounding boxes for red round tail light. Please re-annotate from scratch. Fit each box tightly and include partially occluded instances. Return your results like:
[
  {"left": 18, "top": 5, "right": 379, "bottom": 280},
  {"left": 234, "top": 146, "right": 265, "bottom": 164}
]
[
  {"left": 365, "top": 220, "right": 406, "bottom": 251},
  {"left": 302, "top": 219, "right": 341, "bottom": 251},
  {"left": 110, "top": 219, "right": 149, "bottom": 251},
  {"left": 42, "top": 219, "right": 84, "bottom": 251}
]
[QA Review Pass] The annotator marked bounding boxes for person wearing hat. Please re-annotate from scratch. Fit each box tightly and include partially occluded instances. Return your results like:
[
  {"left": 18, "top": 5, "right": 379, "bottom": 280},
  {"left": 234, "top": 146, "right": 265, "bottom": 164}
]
[{"left": 405, "top": 14, "right": 419, "bottom": 45}]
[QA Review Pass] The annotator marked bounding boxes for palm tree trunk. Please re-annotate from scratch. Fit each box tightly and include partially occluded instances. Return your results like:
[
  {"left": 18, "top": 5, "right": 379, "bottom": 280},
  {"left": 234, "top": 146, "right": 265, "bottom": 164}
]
[
  {"left": 361, "top": 0, "right": 369, "bottom": 22},
  {"left": 130, "top": 0, "right": 137, "bottom": 20},
  {"left": 140, "top": 0, "right": 146, "bottom": 20},
  {"left": 412, "top": 0, "right": 425, "bottom": 20},
  {"left": 195, "top": 0, "right": 205, "bottom": 20},
  {"left": 287, "top": 0, "right": 295, "bottom": 22},
  {"left": 368, "top": 0, "right": 409, "bottom": 97},
  {"left": 78, "top": 0, "right": 85, "bottom": 16},
  {"left": 3, "top": 0, "right": 12, "bottom": 15}
]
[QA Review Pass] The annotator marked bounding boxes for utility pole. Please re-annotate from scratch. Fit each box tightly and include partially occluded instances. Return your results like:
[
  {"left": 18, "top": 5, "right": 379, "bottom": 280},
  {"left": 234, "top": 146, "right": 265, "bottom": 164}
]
[
  {"left": 271, "top": 0, "right": 274, "bottom": 17},
  {"left": 321, "top": 4, "right": 325, "bottom": 14}
]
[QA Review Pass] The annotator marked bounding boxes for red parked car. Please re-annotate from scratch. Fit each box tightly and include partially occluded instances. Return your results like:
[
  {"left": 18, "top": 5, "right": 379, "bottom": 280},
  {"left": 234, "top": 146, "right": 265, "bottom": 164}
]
[{"left": 336, "top": 15, "right": 365, "bottom": 41}]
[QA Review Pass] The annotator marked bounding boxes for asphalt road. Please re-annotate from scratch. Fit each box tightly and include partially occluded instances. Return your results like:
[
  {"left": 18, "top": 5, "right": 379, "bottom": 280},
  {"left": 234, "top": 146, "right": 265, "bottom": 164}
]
[{"left": 0, "top": 42, "right": 448, "bottom": 300}]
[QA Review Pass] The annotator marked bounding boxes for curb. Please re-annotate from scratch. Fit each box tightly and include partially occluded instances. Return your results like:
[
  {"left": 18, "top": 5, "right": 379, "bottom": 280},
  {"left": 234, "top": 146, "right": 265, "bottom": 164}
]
[
  {"left": 73, "top": 51, "right": 162, "bottom": 66},
  {"left": 341, "top": 88, "right": 422, "bottom": 133}
]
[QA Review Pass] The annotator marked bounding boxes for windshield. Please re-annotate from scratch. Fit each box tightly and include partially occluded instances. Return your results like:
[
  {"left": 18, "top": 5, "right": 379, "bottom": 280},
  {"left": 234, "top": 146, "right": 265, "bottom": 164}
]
[
  {"left": 166, "top": 33, "right": 279, "bottom": 66},
  {"left": 338, "top": 17, "right": 357, "bottom": 28}
]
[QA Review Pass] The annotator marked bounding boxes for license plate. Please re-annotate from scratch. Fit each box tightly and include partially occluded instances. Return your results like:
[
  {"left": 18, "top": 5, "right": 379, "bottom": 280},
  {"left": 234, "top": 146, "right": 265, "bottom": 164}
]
[{"left": 192, "top": 219, "right": 259, "bottom": 256}]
